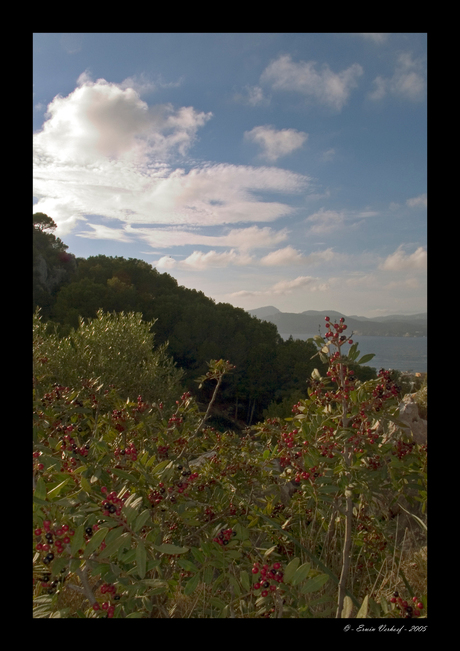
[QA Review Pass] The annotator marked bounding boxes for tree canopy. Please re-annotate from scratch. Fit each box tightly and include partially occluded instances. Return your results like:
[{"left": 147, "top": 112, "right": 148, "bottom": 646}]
[{"left": 33, "top": 213, "right": 376, "bottom": 425}]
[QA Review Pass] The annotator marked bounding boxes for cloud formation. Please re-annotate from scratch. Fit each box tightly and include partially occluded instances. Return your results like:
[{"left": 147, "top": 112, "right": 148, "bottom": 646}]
[
  {"left": 244, "top": 125, "right": 308, "bottom": 161},
  {"left": 380, "top": 246, "right": 427, "bottom": 271},
  {"left": 369, "top": 53, "right": 426, "bottom": 101},
  {"left": 260, "top": 54, "right": 363, "bottom": 111},
  {"left": 33, "top": 75, "right": 311, "bottom": 237}
]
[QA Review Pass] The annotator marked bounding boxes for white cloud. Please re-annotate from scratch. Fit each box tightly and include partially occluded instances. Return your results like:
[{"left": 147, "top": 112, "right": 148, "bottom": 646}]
[
  {"left": 34, "top": 74, "right": 212, "bottom": 166},
  {"left": 236, "top": 85, "right": 270, "bottom": 107},
  {"left": 185, "top": 249, "right": 254, "bottom": 270},
  {"left": 244, "top": 125, "right": 308, "bottom": 162},
  {"left": 260, "top": 246, "right": 335, "bottom": 266},
  {"left": 260, "top": 54, "right": 363, "bottom": 111},
  {"left": 406, "top": 193, "right": 427, "bottom": 209},
  {"left": 306, "top": 208, "right": 345, "bottom": 234},
  {"left": 230, "top": 275, "right": 328, "bottom": 298},
  {"left": 380, "top": 245, "right": 427, "bottom": 271},
  {"left": 33, "top": 75, "right": 311, "bottom": 236},
  {"left": 369, "top": 53, "right": 426, "bottom": 102}
]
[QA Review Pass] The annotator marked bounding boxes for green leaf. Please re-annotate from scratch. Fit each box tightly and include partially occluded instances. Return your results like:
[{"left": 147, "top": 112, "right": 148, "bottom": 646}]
[
  {"left": 153, "top": 543, "right": 189, "bottom": 555},
  {"left": 347, "top": 343, "right": 360, "bottom": 361},
  {"left": 283, "top": 557, "right": 301, "bottom": 584},
  {"left": 133, "top": 509, "right": 152, "bottom": 533},
  {"left": 356, "top": 594, "right": 369, "bottom": 618},
  {"left": 357, "top": 353, "right": 375, "bottom": 365},
  {"left": 291, "top": 562, "right": 311, "bottom": 586},
  {"left": 191, "top": 547, "right": 205, "bottom": 564},
  {"left": 83, "top": 527, "right": 109, "bottom": 558},
  {"left": 80, "top": 476, "right": 92, "bottom": 494},
  {"left": 184, "top": 572, "right": 201, "bottom": 596},
  {"left": 202, "top": 565, "right": 214, "bottom": 585},
  {"left": 136, "top": 542, "right": 147, "bottom": 579},
  {"left": 47, "top": 478, "right": 71, "bottom": 499},
  {"left": 70, "top": 525, "right": 85, "bottom": 557},
  {"left": 34, "top": 477, "right": 47, "bottom": 501},
  {"left": 240, "top": 570, "right": 250, "bottom": 592},
  {"left": 111, "top": 468, "right": 138, "bottom": 482},
  {"left": 178, "top": 559, "right": 199, "bottom": 573},
  {"left": 300, "top": 573, "right": 329, "bottom": 593},
  {"left": 50, "top": 556, "right": 69, "bottom": 577},
  {"left": 208, "top": 597, "right": 226, "bottom": 612},
  {"left": 96, "top": 530, "right": 128, "bottom": 560}
]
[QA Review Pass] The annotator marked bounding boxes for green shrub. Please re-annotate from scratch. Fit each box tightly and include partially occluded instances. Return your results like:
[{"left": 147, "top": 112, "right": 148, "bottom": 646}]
[{"left": 33, "top": 308, "right": 183, "bottom": 407}]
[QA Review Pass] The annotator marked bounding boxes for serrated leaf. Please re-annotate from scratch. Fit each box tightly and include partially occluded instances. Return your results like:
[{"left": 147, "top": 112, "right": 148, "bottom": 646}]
[
  {"left": 283, "top": 557, "right": 300, "bottom": 584},
  {"left": 136, "top": 542, "right": 147, "bottom": 579},
  {"left": 300, "top": 573, "right": 329, "bottom": 593},
  {"left": 83, "top": 527, "right": 109, "bottom": 558},
  {"left": 291, "top": 562, "right": 311, "bottom": 586}
]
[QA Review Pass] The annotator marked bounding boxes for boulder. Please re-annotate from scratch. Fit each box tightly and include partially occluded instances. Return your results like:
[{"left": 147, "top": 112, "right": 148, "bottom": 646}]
[{"left": 379, "top": 393, "right": 427, "bottom": 446}]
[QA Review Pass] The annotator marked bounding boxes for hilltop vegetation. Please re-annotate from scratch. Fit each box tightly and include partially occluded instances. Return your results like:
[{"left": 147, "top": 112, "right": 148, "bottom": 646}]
[{"left": 33, "top": 214, "right": 377, "bottom": 425}]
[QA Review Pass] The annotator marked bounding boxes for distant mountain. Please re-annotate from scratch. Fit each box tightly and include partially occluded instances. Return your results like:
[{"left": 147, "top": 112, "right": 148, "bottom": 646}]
[
  {"left": 247, "top": 307, "right": 427, "bottom": 337},
  {"left": 248, "top": 306, "right": 281, "bottom": 319}
]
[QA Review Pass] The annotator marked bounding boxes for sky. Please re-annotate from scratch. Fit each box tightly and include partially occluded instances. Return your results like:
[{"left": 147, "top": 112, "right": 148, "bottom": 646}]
[{"left": 33, "top": 33, "right": 427, "bottom": 318}]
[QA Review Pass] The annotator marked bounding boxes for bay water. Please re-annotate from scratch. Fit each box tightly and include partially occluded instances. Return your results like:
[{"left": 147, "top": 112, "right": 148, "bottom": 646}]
[{"left": 280, "top": 333, "right": 427, "bottom": 374}]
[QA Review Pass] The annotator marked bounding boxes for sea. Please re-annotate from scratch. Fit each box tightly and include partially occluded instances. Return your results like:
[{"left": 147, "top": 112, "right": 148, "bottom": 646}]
[{"left": 280, "top": 334, "right": 427, "bottom": 374}]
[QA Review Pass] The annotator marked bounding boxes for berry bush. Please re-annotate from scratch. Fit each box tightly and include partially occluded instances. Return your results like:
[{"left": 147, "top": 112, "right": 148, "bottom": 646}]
[{"left": 33, "top": 316, "right": 427, "bottom": 618}]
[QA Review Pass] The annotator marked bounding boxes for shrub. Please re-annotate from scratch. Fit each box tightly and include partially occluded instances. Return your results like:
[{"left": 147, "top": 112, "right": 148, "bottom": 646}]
[
  {"left": 33, "top": 308, "right": 183, "bottom": 407},
  {"left": 33, "top": 318, "right": 427, "bottom": 618}
]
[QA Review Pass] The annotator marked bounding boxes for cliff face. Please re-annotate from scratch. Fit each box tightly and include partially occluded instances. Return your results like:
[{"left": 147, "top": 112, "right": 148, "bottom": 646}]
[{"left": 33, "top": 251, "right": 77, "bottom": 299}]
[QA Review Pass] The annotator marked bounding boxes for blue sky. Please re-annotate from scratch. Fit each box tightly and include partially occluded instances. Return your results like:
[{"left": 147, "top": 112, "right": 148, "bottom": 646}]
[{"left": 33, "top": 33, "right": 427, "bottom": 317}]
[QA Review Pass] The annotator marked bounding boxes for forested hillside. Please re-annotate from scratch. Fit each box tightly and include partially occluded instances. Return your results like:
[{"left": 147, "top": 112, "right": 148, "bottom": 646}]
[{"left": 33, "top": 213, "right": 377, "bottom": 425}]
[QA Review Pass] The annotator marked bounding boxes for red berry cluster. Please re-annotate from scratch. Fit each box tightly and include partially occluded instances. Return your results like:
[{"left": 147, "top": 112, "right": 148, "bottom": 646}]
[
  {"left": 40, "top": 384, "right": 71, "bottom": 406},
  {"left": 93, "top": 582, "right": 120, "bottom": 617},
  {"left": 390, "top": 591, "right": 424, "bottom": 618},
  {"left": 33, "top": 569, "right": 67, "bottom": 594},
  {"left": 251, "top": 561, "right": 284, "bottom": 597},
  {"left": 213, "top": 527, "right": 236, "bottom": 546},
  {"left": 100, "top": 487, "right": 129, "bottom": 517},
  {"left": 157, "top": 444, "right": 170, "bottom": 460},
  {"left": 204, "top": 506, "right": 215, "bottom": 521},
  {"left": 324, "top": 316, "right": 352, "bottom": 344},
  {"left": 392, "top": 439, "right": 415, "bottom": 460},
  {"left": 168, "top": 414, "right": 184, "bottom": 427},
  {"left": 34, "top": 521, "right": 74, "bottom": 565},
  {"left": 114, "top": 441, "right": 137, "bottom": 461},
  {"left": 355, "top": 514, "right": 387, "bottom": 569}
]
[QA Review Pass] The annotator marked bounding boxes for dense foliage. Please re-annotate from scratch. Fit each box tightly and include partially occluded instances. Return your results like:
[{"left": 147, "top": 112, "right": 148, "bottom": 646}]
[
  {"left": 33, "top": 316, "right": 427, "bottom": 619},
  {"left": 33, "top": 214, "right": 379, "bottom": 426}
]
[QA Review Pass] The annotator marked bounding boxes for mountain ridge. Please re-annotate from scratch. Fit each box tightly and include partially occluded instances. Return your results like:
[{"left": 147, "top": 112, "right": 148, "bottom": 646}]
[{"left": 247, "top": 307, "right": 427, "bottom": 337}]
